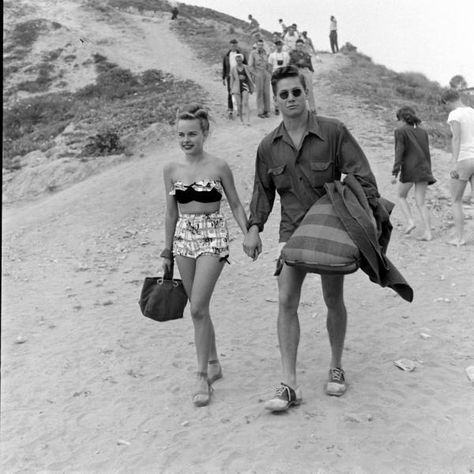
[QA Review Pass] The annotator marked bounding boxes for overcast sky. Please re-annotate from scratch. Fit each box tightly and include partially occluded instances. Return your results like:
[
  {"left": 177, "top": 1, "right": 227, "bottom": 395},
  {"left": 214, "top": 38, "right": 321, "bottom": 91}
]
[{"left": 180, "top": 0, "right": 474, "bottom": 87}]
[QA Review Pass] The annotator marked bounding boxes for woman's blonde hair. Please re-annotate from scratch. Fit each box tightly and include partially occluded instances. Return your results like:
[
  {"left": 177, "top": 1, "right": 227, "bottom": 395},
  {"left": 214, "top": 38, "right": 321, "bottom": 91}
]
[{"left": 177, "top": 104, "right": 210, "bottom": 133}]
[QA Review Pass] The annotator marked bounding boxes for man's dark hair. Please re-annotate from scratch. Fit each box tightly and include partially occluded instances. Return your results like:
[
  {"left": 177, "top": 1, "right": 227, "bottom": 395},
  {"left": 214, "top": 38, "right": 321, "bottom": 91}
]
[
  {"left": 271, "top": 66, "right": 306, "bottom": 95},
  {"left": 296, "top": 38, "right": 304, "bottom": 44},
  {"left": 440, "top": 89, "right": 460, "bottom": 104}
]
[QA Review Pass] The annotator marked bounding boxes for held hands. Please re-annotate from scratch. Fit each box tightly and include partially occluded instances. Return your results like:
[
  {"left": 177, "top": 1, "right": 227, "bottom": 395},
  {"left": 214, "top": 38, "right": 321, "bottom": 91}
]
[
  {"left": 450, "top": 170, "right": 459, "bottom": 179},
  {"left": 391, "top": 176, "right": 398, "bottom": 185},
  {"left": 243, "top": 228, "right": 262, "bottom": 261}
]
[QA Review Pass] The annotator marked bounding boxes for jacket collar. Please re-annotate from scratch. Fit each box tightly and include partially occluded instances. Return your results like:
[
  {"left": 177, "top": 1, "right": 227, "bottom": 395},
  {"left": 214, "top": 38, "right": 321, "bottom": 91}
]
[{"left": 271, "top": 111, "right": 325, "bottom": 143}]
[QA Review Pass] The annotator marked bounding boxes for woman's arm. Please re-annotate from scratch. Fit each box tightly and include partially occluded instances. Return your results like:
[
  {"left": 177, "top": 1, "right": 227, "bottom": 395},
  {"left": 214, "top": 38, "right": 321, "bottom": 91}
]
[
  {"left": 392, "top": 128, "right": 405, "bottom": 178},
  {"left": 218, "top": 160, "right": 248, "bottom": 235},
  {"left": 162, "top": 163, "right": 179, "bottom": 270}
]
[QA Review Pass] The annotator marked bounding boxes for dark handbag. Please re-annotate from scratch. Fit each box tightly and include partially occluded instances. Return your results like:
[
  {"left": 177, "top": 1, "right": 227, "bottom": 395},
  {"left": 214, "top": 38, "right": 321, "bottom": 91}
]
[{"left": 139, "top": 263, "right": 188, "bottom": 322}]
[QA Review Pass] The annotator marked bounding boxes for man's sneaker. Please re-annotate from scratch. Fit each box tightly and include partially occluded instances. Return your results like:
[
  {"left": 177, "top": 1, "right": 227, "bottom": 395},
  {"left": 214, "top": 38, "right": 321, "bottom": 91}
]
[
  {"left": 325, "top": 368, "right": 347, "bottom": 397},
  {"left": 264, "top": 383, "right": 302, "bottom": 412}
]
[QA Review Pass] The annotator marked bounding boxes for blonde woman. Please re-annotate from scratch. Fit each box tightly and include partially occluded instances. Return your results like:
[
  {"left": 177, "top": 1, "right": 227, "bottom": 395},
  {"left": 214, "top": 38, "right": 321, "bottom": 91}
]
[{"left": 162, "top": 104, "right": 249, "bottom": 406}]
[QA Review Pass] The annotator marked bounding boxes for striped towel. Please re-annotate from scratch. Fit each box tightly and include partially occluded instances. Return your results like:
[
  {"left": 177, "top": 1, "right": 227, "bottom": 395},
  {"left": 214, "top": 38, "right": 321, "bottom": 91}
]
[{"left": 281, "top": 193, "right": 360, "bottom": 274}]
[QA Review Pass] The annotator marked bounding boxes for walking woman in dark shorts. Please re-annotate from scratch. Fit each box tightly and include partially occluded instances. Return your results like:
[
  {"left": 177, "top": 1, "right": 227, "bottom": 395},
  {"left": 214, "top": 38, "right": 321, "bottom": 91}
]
[
  {"left": 391, "top": 106, "right": 436, "bottom": 241},
  {"left": 161, "top": 104, "right": 249, "bottom": 407}
]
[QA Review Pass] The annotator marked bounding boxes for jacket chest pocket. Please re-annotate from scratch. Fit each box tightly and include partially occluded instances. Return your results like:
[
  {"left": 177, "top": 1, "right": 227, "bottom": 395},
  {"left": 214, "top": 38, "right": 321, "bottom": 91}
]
[
  {"left": 268, "top": 164, "right": 291, "bottom": 191},
  {"left": 310, "top": 161, "right": 334, "bottom": 188}
]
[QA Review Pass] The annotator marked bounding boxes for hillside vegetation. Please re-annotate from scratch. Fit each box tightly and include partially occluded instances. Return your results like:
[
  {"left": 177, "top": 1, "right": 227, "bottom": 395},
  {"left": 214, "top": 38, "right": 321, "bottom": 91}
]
[{"left": 3, "top": 0, "right": 454, "bottom": 185}]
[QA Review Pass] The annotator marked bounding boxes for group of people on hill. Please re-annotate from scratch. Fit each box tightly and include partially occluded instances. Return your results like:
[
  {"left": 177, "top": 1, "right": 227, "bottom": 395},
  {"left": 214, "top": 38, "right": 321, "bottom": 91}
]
[
  {"left": 159, "top": 9, "right": 474, "bottom": 410},
  {"left": 221, "top": 15, "right": 340, "bottom": 124}
]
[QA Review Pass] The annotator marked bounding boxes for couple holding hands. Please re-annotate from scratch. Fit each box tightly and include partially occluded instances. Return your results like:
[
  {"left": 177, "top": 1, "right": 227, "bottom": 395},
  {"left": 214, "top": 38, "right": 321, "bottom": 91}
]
[{"left": 161, "top": 66, "right": 379, "bottom": 409}]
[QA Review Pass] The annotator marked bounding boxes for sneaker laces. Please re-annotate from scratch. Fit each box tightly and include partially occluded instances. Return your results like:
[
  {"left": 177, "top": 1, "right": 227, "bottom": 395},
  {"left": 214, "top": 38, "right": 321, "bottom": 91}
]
[
  {"left": 330, "top": 368, "right": 345, "bottom": 383},
  {"left": 273, "top": 383, "right": 291, "bottom": 399}
]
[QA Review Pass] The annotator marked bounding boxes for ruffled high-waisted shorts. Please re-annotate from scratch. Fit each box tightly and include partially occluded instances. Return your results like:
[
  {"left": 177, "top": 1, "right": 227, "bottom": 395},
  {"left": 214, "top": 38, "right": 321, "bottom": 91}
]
[{"left": 173, "top": 212, "right": 229, "bottom": 261}]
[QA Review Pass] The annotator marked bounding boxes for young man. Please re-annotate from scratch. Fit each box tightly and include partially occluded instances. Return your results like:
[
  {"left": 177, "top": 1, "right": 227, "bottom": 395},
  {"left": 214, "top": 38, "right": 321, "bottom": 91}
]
[
  {"left": 222, "top": 39, "right": 246, "bottom": 119},
  {"left": 268, "top": 39, "right": 290, "bottom": 115},
  {"left": 329, "top": 16, "right": 339, "bottom": 53},
  {"left": 301, "top": 31, "right": 317, "bottom": 56},
  {"left": 441, "top": 89, "right": 474, "bottom": 246},
  {"left": 289, "top": 38, "right": 316, "bottom": 113},
  {"left": 248, "top": 39, "right": 271, "bottom": 118},
  {"left": 283, "top": 24, "right": 300, "bottom": 52},
  {"left": 243, "top": 66, "right": 379, "bottom": 412}
]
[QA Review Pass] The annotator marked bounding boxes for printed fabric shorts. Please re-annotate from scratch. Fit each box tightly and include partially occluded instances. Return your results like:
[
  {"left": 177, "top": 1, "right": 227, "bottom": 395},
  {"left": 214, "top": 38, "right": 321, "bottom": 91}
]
[
  {"left": 455, "top": 158, "right": 474, "bottom": 181},
  {"left": 173, "top": 212, "right": 230, "bottom": 261}
]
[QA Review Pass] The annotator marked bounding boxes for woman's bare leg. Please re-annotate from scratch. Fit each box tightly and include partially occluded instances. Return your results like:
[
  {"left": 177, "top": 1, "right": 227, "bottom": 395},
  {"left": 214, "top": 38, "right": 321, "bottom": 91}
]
[{"left": 397, "top": 182, "right": 416, "bottom": 233}]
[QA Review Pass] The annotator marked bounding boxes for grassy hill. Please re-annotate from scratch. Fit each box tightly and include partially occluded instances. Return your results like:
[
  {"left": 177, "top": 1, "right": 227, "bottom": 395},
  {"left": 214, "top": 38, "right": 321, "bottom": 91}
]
[{"left": 3, "top": 0, "right": 453, "bottom": 177}]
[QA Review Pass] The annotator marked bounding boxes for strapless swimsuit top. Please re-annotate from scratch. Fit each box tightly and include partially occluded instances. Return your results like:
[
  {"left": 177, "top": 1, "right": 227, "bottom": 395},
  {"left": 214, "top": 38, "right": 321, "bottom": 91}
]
[{"left": 170, "top": 179, "right": 223, "bottom": 204}]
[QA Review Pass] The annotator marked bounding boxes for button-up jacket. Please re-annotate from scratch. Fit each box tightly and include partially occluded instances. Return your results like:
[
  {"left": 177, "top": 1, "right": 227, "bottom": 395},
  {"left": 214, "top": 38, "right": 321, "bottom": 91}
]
[
  {"left": 248, "top": 112, "right": 379, "bottom": 242},
  {"left": 248, "top": 48, "right": 270, "bottom": 75}
]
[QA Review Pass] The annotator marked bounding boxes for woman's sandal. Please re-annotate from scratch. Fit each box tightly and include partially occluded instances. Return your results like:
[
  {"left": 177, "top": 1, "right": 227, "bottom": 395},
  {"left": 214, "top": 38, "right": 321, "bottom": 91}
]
[
  {"left": 192, "top": 372, "right": 212, "bottom": 407},
  {"left": 208, "top": 360, "right": 223, "bottom": 384}
]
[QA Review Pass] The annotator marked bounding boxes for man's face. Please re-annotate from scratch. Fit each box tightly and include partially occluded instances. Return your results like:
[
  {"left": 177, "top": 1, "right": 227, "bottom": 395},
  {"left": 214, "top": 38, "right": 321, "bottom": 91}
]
[
  {"left": 257, "top": 41, "right": 264, "bottom": 51},
  {"left": 230, "top": 42, "right": 238, "bottom": 51},
  {"left": 296, "top": 42, "right": 304, "bottom": 51},
  {"left": 274, "top": 77, "right": 307, "bottom": 118}
]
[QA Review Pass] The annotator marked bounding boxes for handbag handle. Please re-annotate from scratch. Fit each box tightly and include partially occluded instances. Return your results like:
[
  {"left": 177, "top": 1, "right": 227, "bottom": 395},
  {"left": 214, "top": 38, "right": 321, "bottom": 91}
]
[{"left": 163, "top": 260, "right": 174, "bottom": 281}]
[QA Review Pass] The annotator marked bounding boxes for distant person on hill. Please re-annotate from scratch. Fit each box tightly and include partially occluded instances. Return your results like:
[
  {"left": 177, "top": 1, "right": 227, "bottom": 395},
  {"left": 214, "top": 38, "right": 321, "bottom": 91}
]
[
  {"left": 391, "top": 106, "right": 436, "bottom": 241},
  {"left": 243, "top": 66, "right": 380, "bottom": 412},
  {"left": 278, "top": 18, "right": 288, "bottom": 35},
  {"left": 248, "top": 14, "right": 261, "bottom": 38},
  {"left": 222, "top": 39, "right": 247, "bottom": 120},
  {"left": 249, "top": 38, "right": 272, "bottom": 118},
  {"left": 301, "top": 31, "right": 317, "bottom": 56},
  {"left": 162, "top": 104, "right": 249, "bottom": 407},
  {"left": 329, "top": 16, "right": 339, "bottom": 53},
  {"left": 230, "top": 53, "right": 255, "bottom": 126},
  {"left": 171, "top": 6, "right": 179, "bottom": 20},
  {"left": 269, "top": 32, "right": 282, "bottom": 52},
  {"left": 268, "top": 39, "right": 291, "bottom": 115},
  {"left": 289, "top": 39, "right": 316, "bottom": 112},
  {"left": 283, "top": 24, "right": 300, "bottom": 52},
  {"left": 441, "top": 89, "right": 474, "bottom": 246}
]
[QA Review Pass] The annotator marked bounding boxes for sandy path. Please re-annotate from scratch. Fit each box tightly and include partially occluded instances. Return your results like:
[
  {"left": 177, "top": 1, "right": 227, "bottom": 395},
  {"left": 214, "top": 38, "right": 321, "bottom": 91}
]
[{"left": 2, "top": 6, "right": 474, "bottom": 474}]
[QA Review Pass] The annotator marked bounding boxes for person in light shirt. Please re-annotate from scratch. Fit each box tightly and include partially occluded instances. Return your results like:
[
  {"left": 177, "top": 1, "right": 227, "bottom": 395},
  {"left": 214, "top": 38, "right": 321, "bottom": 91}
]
[
  {"left": 283, "top": 24, "right": 300, "bottom": 52},
  {"left": 441, "top": 88, "right": 474, "bottom": 246},
  {"left": 268, "top": 39, "right": 290, "bottom": 115},
  {"left": 329, "top": 16, "right": 339, "bottom": 53}
]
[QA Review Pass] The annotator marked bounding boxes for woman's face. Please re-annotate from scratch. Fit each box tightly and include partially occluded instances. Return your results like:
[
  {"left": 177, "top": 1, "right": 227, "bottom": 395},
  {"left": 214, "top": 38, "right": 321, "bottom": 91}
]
[
  {"left": 177, "top": 119, "right": 206, "bottom": 155},
  {"left": 236, "top": 56, "right": 243, "bottom": 65}
]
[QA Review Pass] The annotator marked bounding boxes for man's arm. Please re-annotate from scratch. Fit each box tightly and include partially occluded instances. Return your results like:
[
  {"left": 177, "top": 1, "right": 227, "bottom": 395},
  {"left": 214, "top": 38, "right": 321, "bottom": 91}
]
[
  {"left": 248, "top": 144, "right": 276, "bottom": 233},
  {"left": 248, "top": 50, "right": 256, "bottom": 74}
]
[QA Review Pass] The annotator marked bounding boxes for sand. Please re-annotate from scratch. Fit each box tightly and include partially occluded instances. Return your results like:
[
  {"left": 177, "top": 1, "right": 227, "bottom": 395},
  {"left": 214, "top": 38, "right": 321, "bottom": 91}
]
[{"left": 2, "top": 5, "right": 474, "bottom": 474}]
